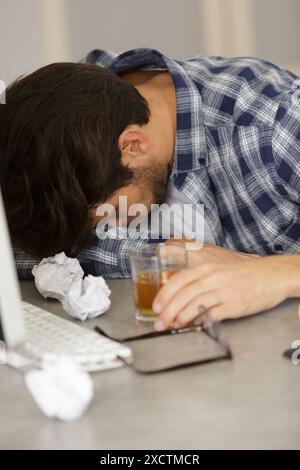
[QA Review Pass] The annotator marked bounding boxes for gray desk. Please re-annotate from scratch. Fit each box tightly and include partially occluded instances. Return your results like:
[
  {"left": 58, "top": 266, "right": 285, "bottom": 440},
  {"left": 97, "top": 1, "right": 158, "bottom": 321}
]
[{"left": 0, "top": 280, "right": 300, "bottom": 450}]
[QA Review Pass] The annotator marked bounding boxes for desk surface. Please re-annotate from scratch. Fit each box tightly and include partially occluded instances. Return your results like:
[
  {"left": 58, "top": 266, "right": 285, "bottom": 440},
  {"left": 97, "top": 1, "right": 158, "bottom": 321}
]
[{"left": 0, "top": 280, "right": 300, "bottom": 450}]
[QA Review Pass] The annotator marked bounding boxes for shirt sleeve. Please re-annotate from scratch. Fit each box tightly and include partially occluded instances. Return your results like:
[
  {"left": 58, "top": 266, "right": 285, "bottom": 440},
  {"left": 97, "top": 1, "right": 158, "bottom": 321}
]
[
  {"left": 78, "top": 225, "right": 165, "bottom": 278},
  {"left": 272, "top": 81, "right": 300, "bottom": 204},
  {"left": 77, "top": 229, "right": 144, "bottom": 279},
  {"left": 13, "top": 248, "right": 41, "bottom": 280},
  {"left": 14, "top": 225, "right": 162, "bottom": 280}
]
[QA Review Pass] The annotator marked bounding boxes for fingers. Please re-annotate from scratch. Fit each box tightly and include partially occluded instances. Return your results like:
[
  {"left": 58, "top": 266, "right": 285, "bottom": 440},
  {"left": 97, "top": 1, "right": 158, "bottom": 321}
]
[
  {"left": 155, "top": 280, "right": 219, "bottom": 329},
  {"left": 152, "top": 263, "right": 215, "bottom": 315},
  {"left": 154, "top": 284, "right": 225, "bottom": 330},
  {"left": 208, "top": 304, "right": 235, "bottom": 322},
  {"left": 155, "top": 297, "right": 238, "bottom": 331},
  {"left": 172, "top": 292, "right": 220, "bottom": 328}
]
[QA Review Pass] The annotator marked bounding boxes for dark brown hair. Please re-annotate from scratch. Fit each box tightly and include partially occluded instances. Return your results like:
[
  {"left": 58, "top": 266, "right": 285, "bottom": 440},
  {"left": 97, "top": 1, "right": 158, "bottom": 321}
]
[{"left": 0, "top": 62, "right": 150, "bottom": 257}]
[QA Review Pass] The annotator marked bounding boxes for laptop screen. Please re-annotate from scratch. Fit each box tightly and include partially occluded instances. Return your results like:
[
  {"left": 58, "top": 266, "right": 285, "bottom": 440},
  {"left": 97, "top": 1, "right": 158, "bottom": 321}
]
[
  {"left": 0, "top": 315, "right": 4, "bottom": 342},
  {"left": 0, "top": 187, "right": 26, "bottom": 348}
]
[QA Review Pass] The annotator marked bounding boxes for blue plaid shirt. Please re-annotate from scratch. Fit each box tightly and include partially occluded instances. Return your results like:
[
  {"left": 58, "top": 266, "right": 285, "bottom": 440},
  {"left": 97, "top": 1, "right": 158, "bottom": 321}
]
[{"left": 15, "top": 48, "right": 300, "bottom": 279}]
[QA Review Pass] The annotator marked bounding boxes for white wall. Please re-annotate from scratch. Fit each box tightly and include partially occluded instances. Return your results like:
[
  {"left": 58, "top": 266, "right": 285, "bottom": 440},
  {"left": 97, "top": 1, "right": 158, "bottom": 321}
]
[
  {"left": 253, "top": 0, "right": 300, "bottom": 73},
  {"left": 198, "top": 0, "right": 300, "bottom": 75},
  {"left": 0, "top": 0, "right": 201, "bottom": 85},
  {"left": 1, "top": 0, "right": 300, "bottom": 86},
  {"left": 66, "top": 0, "right": 201, "bottom": 62},
  {"left": 0, "top": 0, "right": 43, "bottom": 84}
]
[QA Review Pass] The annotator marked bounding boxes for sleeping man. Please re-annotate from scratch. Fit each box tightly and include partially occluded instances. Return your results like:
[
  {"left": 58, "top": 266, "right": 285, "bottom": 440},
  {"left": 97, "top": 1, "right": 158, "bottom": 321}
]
[{"left": 0, "top": 47, "right": 300, "bottom": 330}]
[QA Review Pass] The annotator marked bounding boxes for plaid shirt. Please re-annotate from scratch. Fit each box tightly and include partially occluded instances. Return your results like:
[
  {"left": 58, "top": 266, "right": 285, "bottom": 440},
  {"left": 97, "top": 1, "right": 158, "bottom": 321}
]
[{"left": 15, "top": 48, "right": 300, "bottom": 279}]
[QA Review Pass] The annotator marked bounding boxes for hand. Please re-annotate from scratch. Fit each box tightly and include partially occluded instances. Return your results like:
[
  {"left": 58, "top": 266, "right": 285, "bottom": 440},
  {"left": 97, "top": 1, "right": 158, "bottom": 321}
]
[
  {"left": 185, "top": 242, "right": 261, "bottom": 265},
  {"left": 152, "top": 253, "right": 292, "bottom": 330},
  {"left": 165, "top": 239, "right": 261, "bottom": 265}
]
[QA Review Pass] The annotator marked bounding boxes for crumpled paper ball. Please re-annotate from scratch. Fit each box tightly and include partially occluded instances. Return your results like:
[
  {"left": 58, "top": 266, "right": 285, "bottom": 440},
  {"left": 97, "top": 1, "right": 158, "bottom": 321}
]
[
  {"left": 32, "top": 252, "right": 84, "bottom": 302},
  {"left": 62, "top": 275, "right": 111, "bottom": 321},
  {"left": 32, "top": 252, "right": 111, "bottom": 321},
  {"left": 25, "top": 361, "right": 94, "bottom": 421}
]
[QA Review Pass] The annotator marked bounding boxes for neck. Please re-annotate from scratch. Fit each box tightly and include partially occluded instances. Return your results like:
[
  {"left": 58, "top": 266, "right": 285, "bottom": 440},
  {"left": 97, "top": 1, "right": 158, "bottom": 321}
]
[{"left": 119, "top": 70, "right": 177, "bottom": 166}]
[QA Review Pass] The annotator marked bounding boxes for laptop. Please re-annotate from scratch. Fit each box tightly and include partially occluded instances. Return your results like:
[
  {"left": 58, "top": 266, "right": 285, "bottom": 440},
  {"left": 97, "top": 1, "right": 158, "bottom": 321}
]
[{"left": 0, "top": 187, "right": 132, "bottom": 372}]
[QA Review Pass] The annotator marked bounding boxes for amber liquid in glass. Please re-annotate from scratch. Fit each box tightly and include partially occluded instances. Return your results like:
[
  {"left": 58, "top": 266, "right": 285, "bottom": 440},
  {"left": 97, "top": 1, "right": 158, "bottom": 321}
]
[{"left": 133, "top": 270, "right": 176, "bottom": 321}]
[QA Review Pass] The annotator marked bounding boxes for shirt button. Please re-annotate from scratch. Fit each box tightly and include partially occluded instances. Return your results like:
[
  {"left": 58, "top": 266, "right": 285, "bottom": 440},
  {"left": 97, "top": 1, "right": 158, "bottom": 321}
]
[
  {"left": 274, "top": 244, "right": 283, "bottom": 252},
  {"left": 198, "top": 157, "right": 206, "bottom": 166}
]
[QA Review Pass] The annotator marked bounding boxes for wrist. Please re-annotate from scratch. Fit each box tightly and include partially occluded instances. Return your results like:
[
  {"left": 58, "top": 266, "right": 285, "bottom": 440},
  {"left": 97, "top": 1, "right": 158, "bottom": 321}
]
[{"left": 275, "top": 255, "right": 300, "bottom": 298}]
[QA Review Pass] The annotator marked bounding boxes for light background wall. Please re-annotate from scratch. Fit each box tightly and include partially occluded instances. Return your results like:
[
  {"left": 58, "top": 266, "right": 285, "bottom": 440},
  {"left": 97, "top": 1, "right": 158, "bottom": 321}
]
[
  {"left": 1, "top": 0, "right": 300, "bottom": 85},
  {"left": 199, "top": 0, "right": 300, "bottom": 74}
]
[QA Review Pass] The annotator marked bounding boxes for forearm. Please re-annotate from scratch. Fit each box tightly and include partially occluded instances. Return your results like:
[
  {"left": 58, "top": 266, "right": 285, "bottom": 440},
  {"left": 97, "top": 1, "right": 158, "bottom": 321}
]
[
  {"left": 78, "top": 227, "right": 163, "bottom": 278},
  {"left": 14, "top": 224, "right": 158, "bottom": 280}
]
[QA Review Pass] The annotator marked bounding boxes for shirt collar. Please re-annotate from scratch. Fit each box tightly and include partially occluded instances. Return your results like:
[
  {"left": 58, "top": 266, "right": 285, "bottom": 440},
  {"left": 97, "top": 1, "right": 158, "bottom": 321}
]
[{"left": 107, "top": 48, "right": 207, "bottom": 175}]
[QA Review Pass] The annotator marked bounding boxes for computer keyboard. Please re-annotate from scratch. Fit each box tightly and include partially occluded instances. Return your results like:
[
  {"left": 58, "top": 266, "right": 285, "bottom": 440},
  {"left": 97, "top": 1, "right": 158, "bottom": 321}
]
[{"left": 19, "top": 301, "right": 132, "bottom": 371}]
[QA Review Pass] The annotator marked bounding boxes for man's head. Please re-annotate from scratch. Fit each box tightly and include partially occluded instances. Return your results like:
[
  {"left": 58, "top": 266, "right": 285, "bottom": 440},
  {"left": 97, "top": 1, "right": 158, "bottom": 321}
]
[{"left": 0, "top": 62, "right": 171, "bottom": 257}]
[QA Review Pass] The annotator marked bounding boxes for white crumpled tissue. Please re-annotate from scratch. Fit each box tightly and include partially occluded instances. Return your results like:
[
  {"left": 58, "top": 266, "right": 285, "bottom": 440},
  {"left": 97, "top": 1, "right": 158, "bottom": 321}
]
[
  {"left": 32, "top": 252, "right": 111, "bottom": 321},
  {"left": 25, "top": 361, "right": 93, "bottom": 421}
]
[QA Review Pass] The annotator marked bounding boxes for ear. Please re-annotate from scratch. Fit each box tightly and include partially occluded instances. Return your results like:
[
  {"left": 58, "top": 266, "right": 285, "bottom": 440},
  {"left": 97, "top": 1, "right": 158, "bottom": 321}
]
[{"left": 118, "top": 125, "right": 149, "bottom": 167}]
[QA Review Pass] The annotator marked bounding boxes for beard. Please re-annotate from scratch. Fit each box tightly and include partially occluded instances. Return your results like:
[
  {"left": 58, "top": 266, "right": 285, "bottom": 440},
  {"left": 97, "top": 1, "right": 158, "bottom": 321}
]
[{"left": 131, "top": 163, "right": 170, "bottom": 206}]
